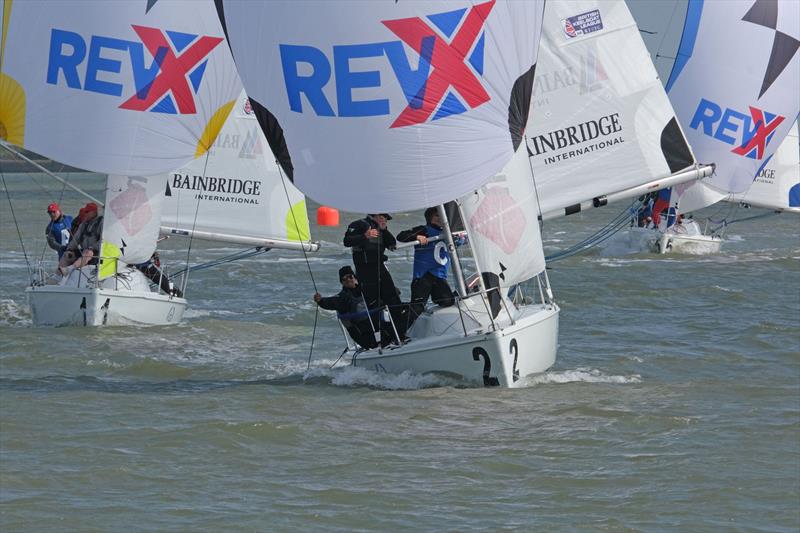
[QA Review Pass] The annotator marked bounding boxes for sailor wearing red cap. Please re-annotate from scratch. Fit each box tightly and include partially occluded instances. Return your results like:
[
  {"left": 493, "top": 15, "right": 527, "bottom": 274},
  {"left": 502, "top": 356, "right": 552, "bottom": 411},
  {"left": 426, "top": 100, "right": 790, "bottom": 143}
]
[{"left": 44, "top": 202, "right": 73, "bottom": 259}]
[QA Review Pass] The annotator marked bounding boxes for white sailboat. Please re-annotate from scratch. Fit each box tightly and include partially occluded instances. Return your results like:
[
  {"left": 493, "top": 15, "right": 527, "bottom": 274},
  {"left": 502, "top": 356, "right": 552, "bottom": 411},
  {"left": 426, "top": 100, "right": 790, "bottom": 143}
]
[
  {"left": 629, "top": 0, "right": 800, "bottom": 253},
  {"left": 522, "top": 0, "right": 714, "bottom": 256},
  {"left": 219, "top": 0, "right": 556, "bottom": 386},
  {"left": 1, "top": 0, "right": 241, "bottom": 326}
]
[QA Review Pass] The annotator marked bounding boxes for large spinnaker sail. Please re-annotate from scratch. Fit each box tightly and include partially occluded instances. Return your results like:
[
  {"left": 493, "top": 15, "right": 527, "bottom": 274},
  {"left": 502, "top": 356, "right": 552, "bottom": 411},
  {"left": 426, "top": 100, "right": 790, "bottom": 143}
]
[
  {"left": 160, "top": 91, "right": 318, "bottom": 252},
  {"left": 655, "top": 0, "right": 799, "bottom": 212},
  {"left": 99, "top": 174, "right": 166, "bottom": 280},
  {"left": 526, "top": 0, "right": 709, "bottom": 218},
  {"left": 459, "top": 144, "right": 546, "bottom": 289},
  {"left": 730, "top": 121, "right": 800, "bottom": 212},
  {"left": 217, "top": 0, "right": 545, "bottom": 213},
  {"left": 0, "top": 0, "right": 241, "bottom": 175}
]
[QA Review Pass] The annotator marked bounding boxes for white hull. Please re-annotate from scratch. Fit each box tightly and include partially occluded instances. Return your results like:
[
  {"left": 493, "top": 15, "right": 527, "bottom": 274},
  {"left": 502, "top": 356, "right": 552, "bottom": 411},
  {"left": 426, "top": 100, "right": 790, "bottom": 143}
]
[
  {"left": 655, "top": 231, "right": 723, "bottom": 255},
  {"left": 604, "top": 220, "right": 723, "bottom": 255},
  {"left": 350, "top": 297, "right": 559, "bottom": 388},
  {"left": 27, "top": 267, "right": 186, "bottom": 327}
]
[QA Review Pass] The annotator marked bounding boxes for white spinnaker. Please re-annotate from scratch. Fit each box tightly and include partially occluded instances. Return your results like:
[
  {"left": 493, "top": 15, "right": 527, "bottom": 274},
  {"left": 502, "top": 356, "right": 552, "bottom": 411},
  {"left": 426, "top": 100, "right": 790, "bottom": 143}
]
[
  {"left": 460, "top": 145, "right": 546, "bottom": 287},
  {"left": 0, "top": 0, "right": 241, "bottom": 175},
  {"left": 526, "top": 0, "right": 700, "bottom": 216},
  {"left": 658, "top": 0, "right": 800, "bottom": 212},
  {"left": 731, "top": 121, "right": 800, "bottom": 212},
  {"left": 219, "top": 0, "right": 544, "bottom": 212},
  {"left": 160, "top": 91, "right": 314, "bottom": 249},
  {"left": 102, "top": 174, "right": 165, "bottom": 269}
]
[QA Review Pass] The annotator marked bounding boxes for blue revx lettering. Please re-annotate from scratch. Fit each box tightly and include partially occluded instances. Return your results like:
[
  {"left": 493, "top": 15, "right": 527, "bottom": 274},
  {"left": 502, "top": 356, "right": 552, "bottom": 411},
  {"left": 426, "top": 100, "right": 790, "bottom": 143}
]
[
  {"left": 46, "top": 28, "right": 166, "bottom": 97},
  {"left": 279, "top": 40, "right": 433, "bottom": 117},
  {"left": 689, "top": 98, "right": 759, "bottom": 147}
]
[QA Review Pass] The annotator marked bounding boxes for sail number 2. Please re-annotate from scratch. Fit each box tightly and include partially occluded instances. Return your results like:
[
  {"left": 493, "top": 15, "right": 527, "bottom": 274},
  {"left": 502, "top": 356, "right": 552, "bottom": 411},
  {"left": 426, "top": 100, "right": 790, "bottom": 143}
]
[{"left": 471, "top": 339, "right": 520, "bottom": 387}]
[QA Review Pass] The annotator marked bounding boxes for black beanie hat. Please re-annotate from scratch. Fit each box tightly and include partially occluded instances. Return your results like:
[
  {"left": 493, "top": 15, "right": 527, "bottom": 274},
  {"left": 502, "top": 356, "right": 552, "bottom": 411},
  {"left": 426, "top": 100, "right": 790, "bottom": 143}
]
[{"left": 339, "top": 265, "right": 355, "bottom": 280}]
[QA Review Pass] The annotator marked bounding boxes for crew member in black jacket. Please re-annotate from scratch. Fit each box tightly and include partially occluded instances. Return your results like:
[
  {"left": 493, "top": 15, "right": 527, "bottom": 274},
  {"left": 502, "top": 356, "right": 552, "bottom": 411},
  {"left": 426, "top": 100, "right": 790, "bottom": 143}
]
[
  {"left": 313, "top": 266, "right": 378, "bottom": 349},
  {"left": 343, "top": 213, "right": 406, "bottom": 342}
]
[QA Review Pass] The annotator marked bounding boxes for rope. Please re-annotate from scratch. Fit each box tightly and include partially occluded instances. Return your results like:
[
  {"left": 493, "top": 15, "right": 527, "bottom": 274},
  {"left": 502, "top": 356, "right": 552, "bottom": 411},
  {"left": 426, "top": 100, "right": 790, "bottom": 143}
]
[
  {"left": 275, "top": 163, "right": 319, "bottom": 368},
  {"left": 546, "top": 199, "right": 643, "bottom": 262},
  {"left": 180, "top": 151, "right": 212, "bottom": 293},
  {"left": 170, "top": 246, "right": 271, "bottom": 277},
  {"left": 1, "top": 172, "right": 34, "bottom": 283}
]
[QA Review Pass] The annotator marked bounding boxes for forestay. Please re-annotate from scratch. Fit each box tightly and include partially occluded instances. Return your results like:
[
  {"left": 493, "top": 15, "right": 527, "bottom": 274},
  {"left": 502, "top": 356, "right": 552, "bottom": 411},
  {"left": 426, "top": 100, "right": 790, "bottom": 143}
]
[
  {"left": 217, "top": 0, "right": 545, "bottom": 212},
  {"left": 526, "top": 0, "right": 699, "bottom": 217},
  {"left": 459, "top": 144, "right": 546, "bottom": 288},
  {"left": 0, "top": 0, "right": 241, "bottom": 175},
  {"left": 661, "top": 0, "right": 799, "bottom": 212},
  {"left": 100, "top": 175, "right": 165, "bottom": 279},
  {"left": 730, "top": 121, "right": 800, "bottom": 212},
  {"left": 160, "top": 91, "right": 315, "bottom": 251}
]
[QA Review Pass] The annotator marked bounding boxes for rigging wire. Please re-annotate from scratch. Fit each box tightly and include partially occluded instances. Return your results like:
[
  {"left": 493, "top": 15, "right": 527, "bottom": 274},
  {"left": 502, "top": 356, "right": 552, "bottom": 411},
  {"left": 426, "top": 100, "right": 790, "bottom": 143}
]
[
  {"left": 170, "top": 247, "right": 272, "bottom": 277},
  {"left": 1, "top": 171, "right": 34, "bottom": 283},
  {"left": 545, "top": 199, "right": 644, "bottom": 262},
  {"left": 275, "top": 163, "right": 320, "bottom": 369},
  {"left": 180, "top": 150, "right": 212, "bottom": 294}
]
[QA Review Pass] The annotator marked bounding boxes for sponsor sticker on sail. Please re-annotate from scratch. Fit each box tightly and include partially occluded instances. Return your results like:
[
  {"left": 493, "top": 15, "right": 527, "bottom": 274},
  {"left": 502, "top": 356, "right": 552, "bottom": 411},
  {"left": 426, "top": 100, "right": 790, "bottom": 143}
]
[{"left": 563, "top": 10, "right": 603, "bottom": 38}]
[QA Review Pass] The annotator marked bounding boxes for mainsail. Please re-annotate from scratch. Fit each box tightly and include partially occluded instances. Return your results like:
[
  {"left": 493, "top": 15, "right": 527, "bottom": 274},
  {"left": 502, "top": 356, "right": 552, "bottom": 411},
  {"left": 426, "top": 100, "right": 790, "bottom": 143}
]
[
  {"left": 160, "top": 91, "right": 318, "bottom": 252},
  {"left": 217, "top": 0, "right": 545, "bottom": 212},
  {"left": 0, "top": 0, "right": 241, "bottom": 175},
  {"left": 525, "top": 0, "right": 712, "bottom": 220},
  {"left": 730, "top": 121, "right": 800, "bottom": 213},
  {"left": 634, "top": 0, "right": 800, "bottom": 213}
]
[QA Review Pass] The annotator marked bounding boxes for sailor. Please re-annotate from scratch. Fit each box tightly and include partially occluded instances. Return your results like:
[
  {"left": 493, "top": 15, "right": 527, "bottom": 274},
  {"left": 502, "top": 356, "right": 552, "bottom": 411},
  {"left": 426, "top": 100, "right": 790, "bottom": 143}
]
[
  {"left": 134, "top": 251, "right": 183, "bottom": 297},
  {"left": 313, "top": 266, "right": 378, "bottom": 350},
  {"left": 397, "top": 207, "right": 457, "bottom": 327},
  {"left": 343, "top": 212, "right": 404, "bottom": 311},
  {"left": 44, "top": 202, "right": 73, "bottom": 259},
  {"left": 58, "top": 203, "right": 103, "bottom": 275}
]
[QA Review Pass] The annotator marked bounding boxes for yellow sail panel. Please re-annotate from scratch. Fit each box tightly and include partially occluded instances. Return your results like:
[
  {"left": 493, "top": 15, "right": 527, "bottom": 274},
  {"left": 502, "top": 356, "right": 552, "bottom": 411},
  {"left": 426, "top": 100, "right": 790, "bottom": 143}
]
[
  {"left": 98, "top": 241, "right": 121, "bottom": 281},
  {"left": 285, "top": 199, "right": 310, "bottom": 242},
  {"left": 195, "top": 100, "right": 236, "bottom": 158}
]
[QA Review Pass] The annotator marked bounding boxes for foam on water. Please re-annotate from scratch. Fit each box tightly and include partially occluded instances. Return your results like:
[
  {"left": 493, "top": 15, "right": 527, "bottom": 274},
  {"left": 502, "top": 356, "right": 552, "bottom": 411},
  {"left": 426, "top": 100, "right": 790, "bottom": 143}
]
[
  {"left": 0, "top": 299, "right": 31, "bottom": 326},
  {"left": 304, "top": 365, "right": 462, "bottom": 390},
  {"left": 525, "top": 367, "right": 642, "bottom": 385}
]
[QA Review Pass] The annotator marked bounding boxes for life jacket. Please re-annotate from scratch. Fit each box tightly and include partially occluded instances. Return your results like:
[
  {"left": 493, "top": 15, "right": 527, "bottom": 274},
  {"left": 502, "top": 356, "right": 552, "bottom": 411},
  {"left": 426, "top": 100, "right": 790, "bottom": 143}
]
[
  {"left": 47, "top": 215, "right": 73, "bottom": 257},
  {"left": 412, "top": 224, "right": 449, "bottom": 280}
]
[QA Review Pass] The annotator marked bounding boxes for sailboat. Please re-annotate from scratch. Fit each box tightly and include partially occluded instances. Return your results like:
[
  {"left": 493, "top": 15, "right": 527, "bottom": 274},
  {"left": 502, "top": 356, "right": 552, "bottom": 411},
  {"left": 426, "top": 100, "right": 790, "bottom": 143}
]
[
  {"left": 218, "top": 0, "right": 558, "bottom": 386},
  {"left": 629, "top": 0, "right": 800, "bottom": 253},
  {"left": 522, "top": 0, "right": 714, "bottom": 256},
  {"left": 1, "top": 0, "right": 241, "bottom": 325}
]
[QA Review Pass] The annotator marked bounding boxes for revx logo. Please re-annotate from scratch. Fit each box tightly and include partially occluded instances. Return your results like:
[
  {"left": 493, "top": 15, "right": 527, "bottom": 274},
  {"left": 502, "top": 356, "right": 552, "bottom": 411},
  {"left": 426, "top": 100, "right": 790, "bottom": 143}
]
[
  {"left": 279, "top": 0, "right": 494, "bottom": 128},
  {"left": 46, "top": 26, "right": 223, "bottom": 114},
  {"left": 690, "top": 98, "right": 785, "bottom": 160}
]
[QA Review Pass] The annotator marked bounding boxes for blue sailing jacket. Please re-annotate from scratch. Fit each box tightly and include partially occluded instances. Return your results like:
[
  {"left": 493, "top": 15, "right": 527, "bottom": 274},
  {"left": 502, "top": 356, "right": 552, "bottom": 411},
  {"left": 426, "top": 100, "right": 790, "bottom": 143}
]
[{"left": 46, "top": 215, "right": 73, "bottom": 258}]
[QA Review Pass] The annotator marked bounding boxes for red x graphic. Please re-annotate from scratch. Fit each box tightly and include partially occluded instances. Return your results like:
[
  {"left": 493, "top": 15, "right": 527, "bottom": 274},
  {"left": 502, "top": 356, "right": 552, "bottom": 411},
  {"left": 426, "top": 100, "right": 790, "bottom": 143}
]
[
  {"left": 119, "top": 25, "right": 223, "bottom": 114},
  {"left": 382, "top": 0, "right": 495, "bottom": 128},
  {"left": 732, "top": 106, "right": 784, "bottom": 159}
]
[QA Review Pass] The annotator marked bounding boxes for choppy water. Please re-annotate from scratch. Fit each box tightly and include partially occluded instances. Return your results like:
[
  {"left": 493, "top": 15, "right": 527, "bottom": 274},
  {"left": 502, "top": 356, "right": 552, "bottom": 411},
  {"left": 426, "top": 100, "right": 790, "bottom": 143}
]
[{"left": 1, "top": 173, "right": 798, "bottom": 531}]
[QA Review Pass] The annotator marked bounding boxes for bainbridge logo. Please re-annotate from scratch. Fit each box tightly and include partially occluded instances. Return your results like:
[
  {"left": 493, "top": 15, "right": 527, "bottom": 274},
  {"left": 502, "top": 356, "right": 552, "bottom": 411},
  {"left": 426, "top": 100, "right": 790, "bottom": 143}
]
[
  {"left": 46, "top": 26, "right": 223, "bottom": 114},
  {"left": 690, "top": 98, "right": 785, "bottom": 160},
  {"left": 279, "top": 0, "right": 495, "bottom": 128}
]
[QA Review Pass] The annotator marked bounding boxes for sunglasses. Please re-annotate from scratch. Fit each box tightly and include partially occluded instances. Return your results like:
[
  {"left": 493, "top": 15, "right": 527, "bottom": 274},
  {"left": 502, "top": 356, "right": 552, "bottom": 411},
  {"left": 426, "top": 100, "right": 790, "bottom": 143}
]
[{"left": 341, "top": 274, "right": 355, "bottom": 281}]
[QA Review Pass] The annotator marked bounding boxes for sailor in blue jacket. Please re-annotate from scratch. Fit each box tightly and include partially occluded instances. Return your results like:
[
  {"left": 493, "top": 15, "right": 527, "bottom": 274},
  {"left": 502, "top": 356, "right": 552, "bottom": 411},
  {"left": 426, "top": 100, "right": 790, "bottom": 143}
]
[
  {"left": 397, "top": 207, "right": 456, "bottom": 327},
  {"left": 44, "top": 202, "right": 73, "bottom": 259}
]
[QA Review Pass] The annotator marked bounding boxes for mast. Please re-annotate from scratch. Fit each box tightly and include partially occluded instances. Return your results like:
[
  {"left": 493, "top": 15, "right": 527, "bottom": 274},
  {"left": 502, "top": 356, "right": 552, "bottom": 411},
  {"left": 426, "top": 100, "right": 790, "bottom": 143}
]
[{"left": 436, "top": 204, "right": 467, "bottom": 298}]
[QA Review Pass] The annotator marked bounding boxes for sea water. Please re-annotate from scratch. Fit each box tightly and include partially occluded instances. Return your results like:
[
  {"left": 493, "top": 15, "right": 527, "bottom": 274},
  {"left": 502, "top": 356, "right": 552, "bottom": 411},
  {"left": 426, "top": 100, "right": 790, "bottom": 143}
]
[{"left": 1, "top": 173, "right": 798, "bottom": 531}]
